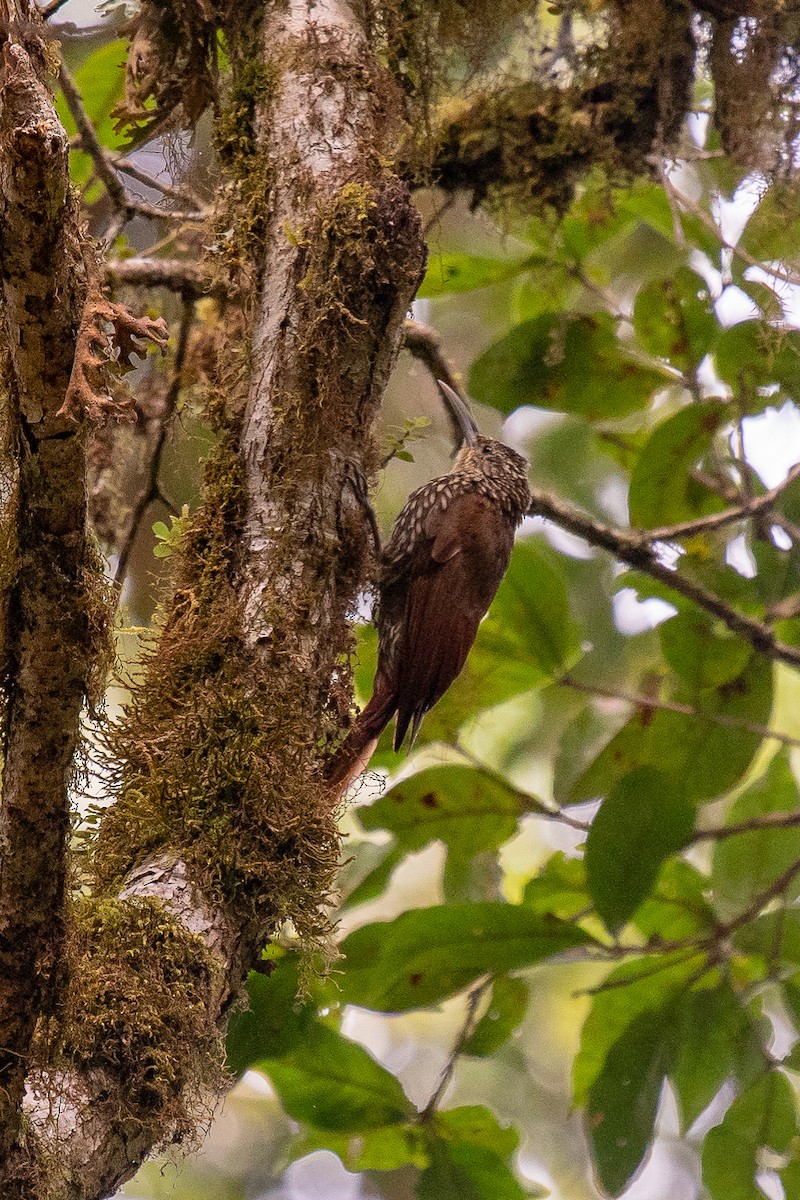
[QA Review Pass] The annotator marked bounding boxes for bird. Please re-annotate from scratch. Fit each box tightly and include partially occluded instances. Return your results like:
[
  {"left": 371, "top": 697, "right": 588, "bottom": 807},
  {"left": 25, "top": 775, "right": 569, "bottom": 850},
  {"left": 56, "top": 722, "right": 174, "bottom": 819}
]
[{"left": 327, "top": 381, "right": 531, "bottom": 792}]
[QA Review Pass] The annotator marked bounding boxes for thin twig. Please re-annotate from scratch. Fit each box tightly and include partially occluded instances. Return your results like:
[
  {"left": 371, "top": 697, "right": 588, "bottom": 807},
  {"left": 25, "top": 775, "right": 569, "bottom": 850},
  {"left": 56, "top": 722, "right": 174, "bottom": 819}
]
[
  {"left": 643, "top": 461, "right": 800, "bottom": 541},
  {"left": 59, "top": 63, "right": 127, "bottom": 209},
  {"left": 721, "top": 856, "right": 800, "bottom": 939},
  {"left": 59, "top": 65, "right": 207, "bottom": 224},
  {"left": 528, "top": 486, "right": 800, "bottom": 669},
  {"left": 111, "top": 155, "right": 205, "bottom": 210},
  {"left": 692, "top": 810, "right": 800, "bottom": 844},
  {"left": 403, "top": 319, "right": 469, "bottom": 448},
  {"left": 105, "top": 257, "right": 226, "bottom": 300},
  {"left": 420, "top": 976, "right": 493, "bottom": 1120},
  {"left": 114, "top": 298, "right": 195, "bottom": 587},
  {"left": 560, "top": 675, "right": 800, "bottom": 750},
  {"left": 454, "top": 745, "right": 590, "bottom": 832},
  {"left": 661, "top": 169, "right": 800, "bottom": 290}
]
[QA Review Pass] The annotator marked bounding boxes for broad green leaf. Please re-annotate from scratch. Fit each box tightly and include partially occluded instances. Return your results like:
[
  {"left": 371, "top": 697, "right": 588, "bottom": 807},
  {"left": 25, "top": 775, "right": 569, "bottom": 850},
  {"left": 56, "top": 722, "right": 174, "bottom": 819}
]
[
  {"left": 418, "top": 1139, "right": 533, "bottom": 1200},
  {"left": 359, "top": 766, "right": 526, "bottom": 858},
  {"left": 56, "top": 40, "right": 128, "bottom": 188},
  {"left": 586, "top": 1007, "right": 672, "bottom": 1196},
  {"left": 628, "top": 400, "right": 728, "bottom": 528},
  {"left": 574, "top": 954, "right": 706, "bottom": 1104},
  {"left": 419, "top": 253, "right": 532, "bottom": 297},
  {"left": 418, "top": 1107, "right": 547, "bottom": 1199},
  {"left": 671, "top": 985, "right": 764, "bottom": 1129},
  {"left": 461, "top": 976, "right": 530, "bottom": 1057},
  {"left": 781, "top": 1158, "right": 800, "bottom": 1200},
  {"left": 523, "top": 853, "right": 589, "bottom": 920},
  {"left": 715, "top": 321, "right": 800, "bottom": 401},
  {"left": 712, "top": 752, "right": 800, "bottom": 918},
  {"left": 292, "top": 1123, "right": 428, "bottom": 1172},
  {"left": 226, "top": 957, "right": 313, "bottom": 1074},
  {"left": 585, "top": 766, "right": 695, "bottom": 933},
  {"left": 569, "top": 708, "right": 656, "bottom": 806},
  {"left": 739, "top": 187, "right": 800, "bottom": 263},
  {"left": 702, "top": 1071, "right": 797, "bottom": 1200},
  {"left": 259, "top": 1022, "right": 414, "bottom": 1132},
  {"left": 734, "top": 910, "right": 800, "bottom": 966},
  {"left": 633, "top": 268, "right": 718, "bottom": 369},
  {"left": 659, "top": 611, "right": 751, "bottom": 689},
  {"left": 340, "top": 903, "right": 597, "bottom": 1012},
  {"left": 633, "top": 859, "right": 715, "bottom": 942},
  {"left": 572, "top": 651, "right": 773, "bottom": 805},
  {"left": 435, "top": 1106, "right": 520, "bottom": 1156},
  {"left": 470, "top": 312, "right": 665, "bottom": 419}
]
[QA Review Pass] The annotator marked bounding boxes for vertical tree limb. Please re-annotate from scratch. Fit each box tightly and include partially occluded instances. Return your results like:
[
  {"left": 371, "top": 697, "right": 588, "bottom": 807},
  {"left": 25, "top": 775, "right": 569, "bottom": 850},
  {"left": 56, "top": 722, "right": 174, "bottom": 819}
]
[
  {"left": 0, "top": 25, "right": 99, "bottom": 1179},
  {"left": 12, "top": 2, "right": 424, "bottom": 1195}
]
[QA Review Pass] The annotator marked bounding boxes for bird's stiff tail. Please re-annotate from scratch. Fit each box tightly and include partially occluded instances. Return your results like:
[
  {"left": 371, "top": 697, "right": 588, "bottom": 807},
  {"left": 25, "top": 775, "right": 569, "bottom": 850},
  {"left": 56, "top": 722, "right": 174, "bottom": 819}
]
[{"left": 326, "top": 687, "right": 395, "bottom": 795}]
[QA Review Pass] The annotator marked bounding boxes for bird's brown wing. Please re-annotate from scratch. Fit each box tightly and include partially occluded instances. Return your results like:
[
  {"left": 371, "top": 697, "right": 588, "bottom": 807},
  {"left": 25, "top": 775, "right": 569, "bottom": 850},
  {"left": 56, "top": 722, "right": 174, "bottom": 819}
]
[{"left": 390, "top": 491, "right": 515, "bottom": 749}]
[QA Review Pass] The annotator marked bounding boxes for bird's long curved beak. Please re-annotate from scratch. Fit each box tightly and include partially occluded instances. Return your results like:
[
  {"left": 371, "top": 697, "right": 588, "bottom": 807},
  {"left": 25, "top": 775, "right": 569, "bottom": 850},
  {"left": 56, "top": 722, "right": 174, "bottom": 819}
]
[{"left": 436, "top": 380, "right": 479, "bottom": 447}]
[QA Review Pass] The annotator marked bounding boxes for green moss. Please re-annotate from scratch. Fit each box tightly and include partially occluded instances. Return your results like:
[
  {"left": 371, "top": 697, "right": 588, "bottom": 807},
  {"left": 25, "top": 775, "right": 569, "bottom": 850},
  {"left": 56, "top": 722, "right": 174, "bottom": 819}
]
[
  {"left": 215, "top": 58, "right": 278, "bottom": 171},
  {"left": 41, "top": 894, "right": 225, "bottom": 1133}
]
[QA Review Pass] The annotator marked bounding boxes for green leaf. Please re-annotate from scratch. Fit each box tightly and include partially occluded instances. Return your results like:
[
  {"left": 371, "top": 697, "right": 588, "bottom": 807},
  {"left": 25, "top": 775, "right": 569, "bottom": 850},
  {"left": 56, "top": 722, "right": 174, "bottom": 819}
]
[
  {"left": 633, "top": 268, "right": 718, "bottom": 369},
  {"left": 739, "top": 187, "right": 800, "bottom": 263},
  {"left": 781, "top": 1158, "right": 800, "bottom": 1200},
  {"left": 56, "top": 40, "right": 128, "bottom": 188},
  {"left": 633, "top": 859, "right": 715, "bottom": 942},
  {"left": 340, "top": 903, "right": 597, "bottom": 1012},
  {"left": 523, "top": 853, "right": 589, "bottom": 920},
  {"left": 358, "top": 764, "right": 526, "bottom": 868},
  {"left": 259, "top": 1022, "right": 414, "bottom": 1132},
  {"left": 571, "top": 651, "right": 773, "bottom": 805},
  {"left": 628, "top": 400, "right": 728, "bottom": 528},
  {"left": 712, "top": 752, "right": 800, "bottom": 918},
  {"left": 417, "top": 1107, "right": 548, "bottom": 1199},
  {"left": 702, "top": 1071, "right": 797, "bottom": 1200},
  {"left": 734, "top": 910, "right": 800, "bottom": 965},
  {"left": 461, "top": 976, "right": 530, "bottom": 1057},
  {"left": 574, "top": 954, "right": 705, "bottom": 1104},
  {"left": 292, "top": 1123, "right": 428, "bottom": 1172},
  {"left": 435, "top": 1106, "right": 520, "bottom": 1156},
  {"left": 585, "top": 766, "right": 695, "bottom": 933},
  {"left": 470, "top": 312, "right": 664, "bottom": 419},
  {"left": 586, "top": 1007, "right": 673, "bottom": 1196},
  {"left": 671, "top": 985, "right": 764, "bottom": 1129},
  {"left": 226, "top": 957, "right": 312, "bottom": 1074},
  {"left": 659, "top": 611, "right": 751, "bottom": 689},
  {"left": 418, "top": 1139, "right": 533, "bottom": 1200},
  {"left": 419, "top": 253, "right": 532, "bottom": 297},
  {"left": 715, "top": 321, "right": 800, "bottom": 400}
]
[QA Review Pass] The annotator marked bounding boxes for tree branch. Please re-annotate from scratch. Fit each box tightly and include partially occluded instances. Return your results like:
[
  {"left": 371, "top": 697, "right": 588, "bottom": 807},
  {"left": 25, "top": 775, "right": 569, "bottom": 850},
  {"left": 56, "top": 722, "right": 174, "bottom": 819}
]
[
  {"left": 528, "top": 487, "right": 800, "bottom": 669},
  {"left": 105, "top": 256, "right": 225, "bottom": 299},
  {"left": 560, "top": 675, "right": 800, "bottom": 750},
  {"left": 112, "top": 296, "right": 193, "bottom": 586},
  {"left": 0, "top": 33, "right": 101, "bottom": 1179},
  {"left": 17, "top": 2, "right": 426, "bottom": 1195},
  {"left": 58, "top": 64, "right": 207, "bottom": 224},
  {"left": 644, "top": 461, "right": 800, "bottom": 541}
]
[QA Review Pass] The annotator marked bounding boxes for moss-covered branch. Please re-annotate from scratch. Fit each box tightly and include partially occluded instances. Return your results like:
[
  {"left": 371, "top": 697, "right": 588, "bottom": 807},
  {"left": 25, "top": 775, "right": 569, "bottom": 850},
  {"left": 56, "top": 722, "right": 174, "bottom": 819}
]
[
  {"left": 0, "top": 28, "right": 109, "bottom": 1185},
  {"left": 16, "top": 2, "right": 424, "bottom": 1195}
]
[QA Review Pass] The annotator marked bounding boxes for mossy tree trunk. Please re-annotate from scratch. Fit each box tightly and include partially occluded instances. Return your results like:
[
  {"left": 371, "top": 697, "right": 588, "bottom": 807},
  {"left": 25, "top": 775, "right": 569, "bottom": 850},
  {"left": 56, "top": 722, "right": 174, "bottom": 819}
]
[{"left": 0, "top": 2, "right": 423, "bottom": 1198}]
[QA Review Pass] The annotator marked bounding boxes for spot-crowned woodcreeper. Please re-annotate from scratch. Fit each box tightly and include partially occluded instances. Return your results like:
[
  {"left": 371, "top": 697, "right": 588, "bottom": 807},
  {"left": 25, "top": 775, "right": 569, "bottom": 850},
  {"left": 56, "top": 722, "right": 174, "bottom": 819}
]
[{"left": 328, "top": 381, "right": 532, "bottom": 791}]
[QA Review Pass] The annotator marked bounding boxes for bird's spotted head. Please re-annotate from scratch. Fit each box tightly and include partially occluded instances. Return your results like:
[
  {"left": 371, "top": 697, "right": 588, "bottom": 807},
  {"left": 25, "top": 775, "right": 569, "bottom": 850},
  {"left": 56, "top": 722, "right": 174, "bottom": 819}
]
[
  {"left": 438, "top": 381, "right": 531, "bottom": 521},
  {"left": 454, "top": 436, "right": 532, "bottom": 519}
]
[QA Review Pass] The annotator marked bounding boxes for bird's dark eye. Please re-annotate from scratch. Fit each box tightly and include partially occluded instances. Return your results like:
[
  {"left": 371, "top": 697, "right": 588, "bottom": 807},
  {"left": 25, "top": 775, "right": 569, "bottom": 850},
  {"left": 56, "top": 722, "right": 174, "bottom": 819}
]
[{"left": 482, "top": 445, "right": 492, "bottom": 455}]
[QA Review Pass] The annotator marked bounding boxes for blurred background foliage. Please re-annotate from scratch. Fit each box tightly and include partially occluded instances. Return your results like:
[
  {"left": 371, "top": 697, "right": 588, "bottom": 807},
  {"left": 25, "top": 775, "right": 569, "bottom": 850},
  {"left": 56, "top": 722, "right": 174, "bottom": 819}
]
[{"left": 49, "top": 0, "right": 800, "bottom": 1196}]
